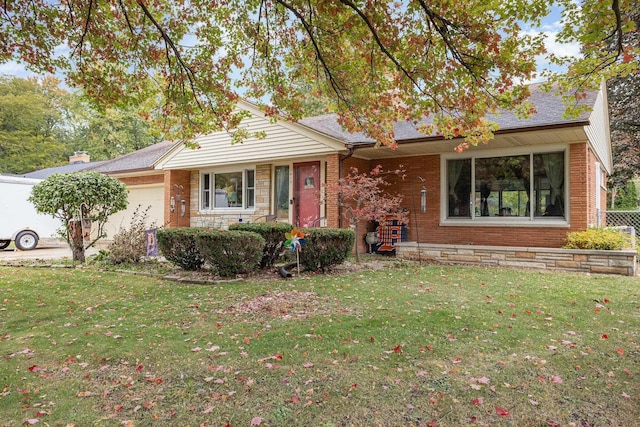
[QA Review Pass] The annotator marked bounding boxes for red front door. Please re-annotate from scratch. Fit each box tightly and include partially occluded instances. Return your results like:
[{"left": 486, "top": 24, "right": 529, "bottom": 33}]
[{"left": 294, "top": 162, "right": 321, "bottom": 227}]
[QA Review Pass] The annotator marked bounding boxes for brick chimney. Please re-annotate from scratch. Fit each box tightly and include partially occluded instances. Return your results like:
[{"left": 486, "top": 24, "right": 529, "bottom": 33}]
[{"left": 69, "top": 151, "right": 90, "bottom": 164}]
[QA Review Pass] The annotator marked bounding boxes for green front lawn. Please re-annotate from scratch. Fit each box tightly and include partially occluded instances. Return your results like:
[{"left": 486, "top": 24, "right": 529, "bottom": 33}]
[{"left": 0, "top": 264, "right": 638, "bottom": 426}]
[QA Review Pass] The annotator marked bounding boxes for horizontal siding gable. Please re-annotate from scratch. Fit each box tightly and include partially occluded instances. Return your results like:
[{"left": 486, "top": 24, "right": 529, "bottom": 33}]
[
  {"left": 161, "top": 103, "right": 347, "bottom": 170},
  {"left": 583, "top": 83, "right": 613, "bottom": 174}
]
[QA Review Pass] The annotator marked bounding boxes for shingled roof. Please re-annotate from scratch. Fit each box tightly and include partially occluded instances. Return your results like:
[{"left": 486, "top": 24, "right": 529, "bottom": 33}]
[
  {"left": 86, "top": 140, "right": 177, "bottom": 174},
  {"left": 20, "top": 161, "right": 105, "bottom": 179},
  {"left": 299, "top": 83, "right": 597, "bottom": 145}
]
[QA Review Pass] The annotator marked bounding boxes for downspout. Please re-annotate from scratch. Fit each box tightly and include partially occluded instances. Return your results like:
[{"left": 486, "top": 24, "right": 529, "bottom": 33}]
[{"left": 338, "top": 144, "right": 355, "bottom": 228}]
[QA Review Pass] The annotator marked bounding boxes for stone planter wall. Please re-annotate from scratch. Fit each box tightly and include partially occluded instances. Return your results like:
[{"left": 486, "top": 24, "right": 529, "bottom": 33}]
[{"left": 395, "top": 242, "right": 637, "bottom": 276}]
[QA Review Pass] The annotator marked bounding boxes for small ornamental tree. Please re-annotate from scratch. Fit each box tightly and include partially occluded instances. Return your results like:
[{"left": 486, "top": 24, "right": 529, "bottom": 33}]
[
  {"left": 29, "top": 172, "right": 128, "bottom": 262},
  {"left": 323, "top": 165, "right": 408, "bottom": 262}
]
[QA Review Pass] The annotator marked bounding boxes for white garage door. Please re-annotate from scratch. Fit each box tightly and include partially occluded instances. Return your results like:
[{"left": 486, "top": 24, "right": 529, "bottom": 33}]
[{"left": 103, "top": 184, "right": 164, "bottom": 239}]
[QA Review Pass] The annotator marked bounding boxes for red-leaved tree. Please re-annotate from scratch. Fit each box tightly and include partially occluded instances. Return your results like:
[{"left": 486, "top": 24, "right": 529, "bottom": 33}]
[{"left": 323, "top": 165, "right": 408, "bottom": 262}]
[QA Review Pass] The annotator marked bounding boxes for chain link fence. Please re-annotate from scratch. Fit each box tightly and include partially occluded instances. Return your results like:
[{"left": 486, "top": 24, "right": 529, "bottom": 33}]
[{"left": 599, "top": 210, "right": 640, "bottom": 238}]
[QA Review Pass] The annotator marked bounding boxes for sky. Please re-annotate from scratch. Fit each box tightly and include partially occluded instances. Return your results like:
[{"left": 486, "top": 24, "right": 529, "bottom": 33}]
[
  {"left": 523, "top": 5, "right": 582, "bottom": 82},
  {"left": 0, "top": 5, "right": 580, "bottom": 88}
]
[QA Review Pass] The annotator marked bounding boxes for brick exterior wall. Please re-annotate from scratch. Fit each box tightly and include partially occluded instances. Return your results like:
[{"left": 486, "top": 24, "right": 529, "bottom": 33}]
[
  {"left": 325, "top": 154, "right": 341, "bottom": 228},
  {"left": 346, "top": 142, "right": 599, "bottom": 249},
  {"left": 374, "top": 155, "right": 440, "bottom": 243},
  {"left": 158, "top": 141, "right": 602, "bottom": 250},
  {"left": 585, "top": 146, "right": 605, "bottom": 227},
  {"left": 570, "top": 143, "right": 589, "bottom": 232},
  {"left": 118, "top": 174, "right": 164, "bottom": 186}
]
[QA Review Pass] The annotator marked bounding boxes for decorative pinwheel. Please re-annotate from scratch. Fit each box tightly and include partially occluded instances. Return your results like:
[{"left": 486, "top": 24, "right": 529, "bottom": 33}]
[
  {"left": 284, "top": 227, "right": 307, "bottom": 276},
  {"left": 285, "top": 227, "right": 306, "bottom": 252}
]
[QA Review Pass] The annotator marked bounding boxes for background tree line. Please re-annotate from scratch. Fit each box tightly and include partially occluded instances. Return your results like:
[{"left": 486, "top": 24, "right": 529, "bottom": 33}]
[{"left": 0, "top": 75, "right": 160, "bottom": 175}]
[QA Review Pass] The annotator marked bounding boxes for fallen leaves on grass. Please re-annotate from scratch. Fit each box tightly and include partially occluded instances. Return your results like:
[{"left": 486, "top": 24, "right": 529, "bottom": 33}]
[
  {"left": 219, "top": 290, "right": 353, "bottom": 320},
  {"left": 495, "top": 406, "right": 510, "bottom": 417}
]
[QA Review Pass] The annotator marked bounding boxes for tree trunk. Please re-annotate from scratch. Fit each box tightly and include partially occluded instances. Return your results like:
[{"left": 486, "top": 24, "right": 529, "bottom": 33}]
[
  {"left": 69, "top": 220, "right": 86, "bottom": 262},
  {"left": 354, "top": 223, "right": 360, "bottom": 263},
  {"left": 611, "top": 187, "right": 617, "bottom": 209}
]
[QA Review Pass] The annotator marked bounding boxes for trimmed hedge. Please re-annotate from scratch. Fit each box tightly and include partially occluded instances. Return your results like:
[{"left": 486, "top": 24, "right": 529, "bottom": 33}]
[
  {"left": 158, "top": 226, "right": 355, "bottom": 275},
  {"left": 564, "top": 227, "right": 633, "bottom": 251},
  {"left": 157, "top": 228, "right": 208, "bottom": 271},
  {"left": 298, "top": 228, "right": 355, "bottom": 272},
  {"left": 195, "top": 230, "right": 265, "bottom": 277},
  {"left": 230, "top": 222, "right": 294, "bottom": 268}
]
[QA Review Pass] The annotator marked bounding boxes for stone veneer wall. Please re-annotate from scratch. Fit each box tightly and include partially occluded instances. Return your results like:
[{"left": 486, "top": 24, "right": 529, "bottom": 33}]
[{"left": 395, "top": 242, "right": 637, "bottom": 276}]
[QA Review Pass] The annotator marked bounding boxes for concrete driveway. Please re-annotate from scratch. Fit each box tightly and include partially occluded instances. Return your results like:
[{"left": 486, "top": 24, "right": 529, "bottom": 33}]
[{"left": 0, "top": 239, "right": 99, "bottom": 261}]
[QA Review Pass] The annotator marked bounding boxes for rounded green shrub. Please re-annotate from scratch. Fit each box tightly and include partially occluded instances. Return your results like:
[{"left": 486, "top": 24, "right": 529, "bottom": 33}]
[
  {"left": 564, "top": 227, "right": 633, "bottom": 251},
  {"left": 195, "top": 230, "right": 265, "bottom": 277},
  {"left": 297, "top": 228, "right": 355, "bottom": 272},
  {"left": 157, "top": 228, "right": 208, "bottom": 271},
  {"left": 230, "top": 222, "right": 294, "bottom": 268}
]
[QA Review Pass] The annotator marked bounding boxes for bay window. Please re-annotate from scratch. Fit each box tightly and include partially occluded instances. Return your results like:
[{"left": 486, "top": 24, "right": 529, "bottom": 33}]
[{"left": 446, "top": 150, "right": 566, "bottom": 221}]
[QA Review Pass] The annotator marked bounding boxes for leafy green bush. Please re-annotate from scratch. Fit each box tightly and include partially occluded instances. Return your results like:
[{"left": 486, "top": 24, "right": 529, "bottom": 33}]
[
  {"left": 298, "top": 228, "right": 355, "bottom": 272},
  {"left": 564, "top": 227, "right": 633, "bottom": 251},
  {"left": 609, "top": 179, "right": 639, "bottom": 210},
  {"left": 157, "top": 228, "right": 208, "bottom": 271},
  {"left": 230, "top": 222, "right": 293, "bottom": 268},
  {"left": 195, "top": 230, "right": 265, "bottom": 277}
]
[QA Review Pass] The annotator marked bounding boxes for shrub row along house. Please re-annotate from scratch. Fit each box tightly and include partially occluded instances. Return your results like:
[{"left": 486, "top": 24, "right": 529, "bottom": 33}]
[{"left": 83, "top": 82, "right": 614, "bottom": 265}]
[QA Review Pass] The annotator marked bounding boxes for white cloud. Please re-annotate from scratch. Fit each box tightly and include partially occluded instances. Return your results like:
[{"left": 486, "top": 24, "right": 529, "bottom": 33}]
[
  {"left": 0, "top": 61, "right": 35, "bottom": 78},
  {"left": 541, "top": 31, "right": 582, "bottom": 59},
  {"left": 519, "top": 26, "right": 582, "bottom": 84}
]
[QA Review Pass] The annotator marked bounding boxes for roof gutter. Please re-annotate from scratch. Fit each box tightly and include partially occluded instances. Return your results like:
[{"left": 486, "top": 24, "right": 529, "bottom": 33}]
[{"left": 349, "top": 120, "right": 593, "bottom": 150}]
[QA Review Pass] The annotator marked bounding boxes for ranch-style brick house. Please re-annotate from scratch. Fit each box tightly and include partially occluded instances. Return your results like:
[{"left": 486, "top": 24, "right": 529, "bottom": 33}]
[{"left": 93, "top": 81, "right": 613, "bottom": 255}]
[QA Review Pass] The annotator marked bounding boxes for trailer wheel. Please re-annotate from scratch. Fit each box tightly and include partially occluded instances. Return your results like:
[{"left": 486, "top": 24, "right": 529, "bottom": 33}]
[
  {"left": 0, "top": 240, "right": 10, "bottom": 250},
  {"left": 15, "top": 231, "right": 38, "bottom": 251}
]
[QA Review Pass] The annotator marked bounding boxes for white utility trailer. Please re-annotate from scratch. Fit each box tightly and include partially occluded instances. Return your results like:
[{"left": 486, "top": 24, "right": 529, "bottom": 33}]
[{"left": 0, "top": 175, "right": 61, "bottom": 250}]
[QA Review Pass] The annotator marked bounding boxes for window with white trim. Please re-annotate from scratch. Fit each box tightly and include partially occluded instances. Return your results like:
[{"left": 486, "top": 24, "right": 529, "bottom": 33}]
[
  {"left": 446, "top": 151, "right": 565, "bottom": 220},
  {"left": 201, "top": 169, "right": 255, "bottom": 210}
]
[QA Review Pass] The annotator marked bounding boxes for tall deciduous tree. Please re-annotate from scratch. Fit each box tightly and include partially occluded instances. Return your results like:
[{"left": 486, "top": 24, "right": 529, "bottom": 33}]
[
  {"left": 29, "top": 172, "right": 128, "bottom": 262},
  {"left": 2, "top": 2, "right": 636, "bottom": 151},
  {"left": 0, "top": 76, "right": 68, "bottom": 173},
  {"left": 603, "top": 8, "right": 640, "bottom": 190},
  {"left": 1, "top": 0, "right": 553, "bottom": 149},
  {"left": 545, "top": 1, "right": 638, "bottom": 112},
  {"left": 608, "top": 72, "right": 640, "bottom": 187},
  {"left": 62, "top": 95, "right": 160, "bottom": 161}
]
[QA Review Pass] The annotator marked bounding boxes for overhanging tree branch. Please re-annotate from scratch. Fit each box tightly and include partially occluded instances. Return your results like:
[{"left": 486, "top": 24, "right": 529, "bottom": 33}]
[
  {"left": 604, "top": 0, "right": 624, "bottom": 55},
  {"left": 337, "top": 0, "right": 424, "bottom": 91},
  {"left": 72, "top": 0, "right": 94, "bottom": 60},
  {"left": 274, "top": 0, "right": 378, "bottom": 134}
]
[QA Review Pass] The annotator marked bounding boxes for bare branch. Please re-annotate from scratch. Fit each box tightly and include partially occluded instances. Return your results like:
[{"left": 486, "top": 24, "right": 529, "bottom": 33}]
[
  {"left": 72, "top": 0, "right": 94, "bottom": 61},
  {"left": 337, "top": 0, "right": 430, "bottom": 96},
  {"left": 118, "top": 0, "right": 136, "bottom": 36},
  {"left": 416, "top": 0, "right": 484, "bottom": 81},
  {"left": 135, "top": 1, "right": 199, "bottom": 103},
  {"left": 63, "top": 0, "right": 76, "bottom": 28},
  {"left": 274, "top": 0, "right": 351, "bottom": 108},
  {"left": 603, "top": 0, "right": 625, "bottom": 55}
]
